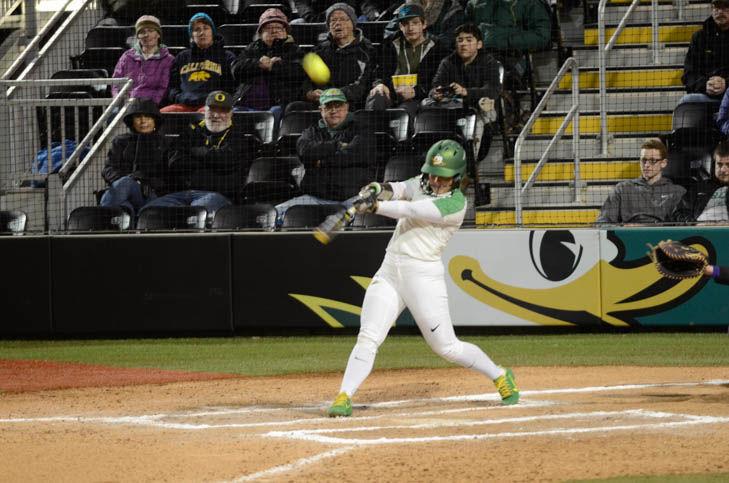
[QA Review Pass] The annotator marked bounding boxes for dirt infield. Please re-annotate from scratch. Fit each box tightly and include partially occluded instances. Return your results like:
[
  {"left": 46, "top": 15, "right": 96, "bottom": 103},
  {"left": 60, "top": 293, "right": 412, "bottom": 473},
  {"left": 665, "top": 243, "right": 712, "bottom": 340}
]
[{"left": 1, "top": 363, "right": 728, "bottom": 482}]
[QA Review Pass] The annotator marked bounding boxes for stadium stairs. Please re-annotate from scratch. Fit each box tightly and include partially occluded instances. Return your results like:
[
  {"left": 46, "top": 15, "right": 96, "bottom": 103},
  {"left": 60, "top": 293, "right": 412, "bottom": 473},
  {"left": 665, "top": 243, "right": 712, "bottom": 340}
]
[{"left": 475, "top": 0, "right": 708, "bottom": 226}]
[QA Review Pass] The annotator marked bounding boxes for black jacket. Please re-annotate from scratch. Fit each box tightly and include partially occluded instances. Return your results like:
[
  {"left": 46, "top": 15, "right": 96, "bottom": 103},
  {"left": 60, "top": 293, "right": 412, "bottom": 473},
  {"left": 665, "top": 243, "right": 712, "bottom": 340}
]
[
  {"left": 373, "top": 33, "right": 448, "bottom": 104},
  {"left": 167, "top": 35, "right": 237, "bottom": 106},
  {"left": 430, "top": 50, "right": 502, "bottom": 107},
  {"left": 296, "top": 114, "right": 371, "bottom": 200},
  {"left": 102, "top": 133, "right": 172, "bottom": 196},
  {"left": 170, "top": 120, "right": 254, "bottom": 201},
  {"left": 232, "top": 36, "right": 305, "bottom": 108},
  {"left": 672, "top": 178, "right": 729, "bottom": 222},
  {"left": 303, "top": 30, "right": 378, "bottom": 108},
  {"left": 682, "top": 17, "right": 729, "bottom": 96}
]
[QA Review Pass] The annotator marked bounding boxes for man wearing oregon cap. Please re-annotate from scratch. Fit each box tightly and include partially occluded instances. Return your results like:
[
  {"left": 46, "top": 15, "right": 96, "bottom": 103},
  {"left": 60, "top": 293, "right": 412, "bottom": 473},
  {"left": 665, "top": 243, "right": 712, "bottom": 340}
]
[
  {"left": 681, "top": 0, "right": 729, "bottom": 104},
  {"left": 143, "top": 90, "right": 253, "bottom": 222},
  {"left": 275, "top": 87, "right": 370, "bottom": 222},
  {"left": 325, "top": 138, "right": 520, "bottom": 417}
]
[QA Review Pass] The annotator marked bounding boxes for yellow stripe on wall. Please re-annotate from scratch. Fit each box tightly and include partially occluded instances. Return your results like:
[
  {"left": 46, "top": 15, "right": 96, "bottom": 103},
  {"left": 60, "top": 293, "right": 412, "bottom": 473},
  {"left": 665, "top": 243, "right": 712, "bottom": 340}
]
[
  {"left": 504, "top": 161, "right": 641, "bottom": 182},
  {"left": 475, "top": 209, "right": 600, "bottom": 226},
  {"left": 559, "top": 69, "right": 683, "bottom": 89},
  {"left": 584, "top": 24, "right": 700, "bottom": 45},
  {"left": 530, "top": 114, "right": 671, "bottom": 135}
]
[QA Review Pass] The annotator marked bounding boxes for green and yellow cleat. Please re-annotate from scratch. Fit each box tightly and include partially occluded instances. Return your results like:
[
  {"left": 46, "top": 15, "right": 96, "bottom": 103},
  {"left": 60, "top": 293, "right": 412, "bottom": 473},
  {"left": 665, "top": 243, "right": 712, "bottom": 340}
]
[
  {"left": 493, "top": 368, "right": 520, "bottom": 405},
  {"left": 327, "top": 392, "right": 352, "bottom": 417}
]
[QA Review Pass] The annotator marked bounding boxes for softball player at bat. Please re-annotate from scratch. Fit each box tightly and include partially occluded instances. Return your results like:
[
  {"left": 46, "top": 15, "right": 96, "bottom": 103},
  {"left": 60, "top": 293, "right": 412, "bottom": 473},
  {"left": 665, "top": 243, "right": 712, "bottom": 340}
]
[{"left": 327, "top": 139, "right": 519, "bottom": 417}]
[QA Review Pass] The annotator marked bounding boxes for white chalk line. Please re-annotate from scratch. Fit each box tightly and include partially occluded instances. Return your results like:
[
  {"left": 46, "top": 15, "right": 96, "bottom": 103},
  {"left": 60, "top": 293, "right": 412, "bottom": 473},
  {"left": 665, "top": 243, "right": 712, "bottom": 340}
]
[
  {"left": 226, "top": 446, "right": 356, "bottom": 482},
  {"left": 264, "top": 410, "right": 729, "bottom": 445},
  {"left": 1, "top": 379, "right": 726, "bottom": 430}
]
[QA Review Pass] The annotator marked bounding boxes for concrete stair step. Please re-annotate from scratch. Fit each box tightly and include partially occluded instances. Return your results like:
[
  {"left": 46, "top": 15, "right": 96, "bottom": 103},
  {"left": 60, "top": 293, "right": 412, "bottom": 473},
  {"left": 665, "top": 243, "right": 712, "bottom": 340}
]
[
  {"left": 583, "top": 23, "right": 700, "bottom": 45},
  {"left": 475, "top": 207, "right": 600, "bottom": 226},
  {"left": 503, "top": 158, "right": 641, "bottom": 182},
  {"left": 525, "top": 89, "right": 684, "bottom": 112},
  {"left": 530, "top": 112, "right": 672, "bottom": 135},
  {"left": 601, "top": 3, "right": 708, "bottom": 24},
  {"left": 573, "top": 45, "right": 687, "bottom": 68},
  {"left": 559, "top": 67, "right": 683, "bottom": 89},
  {"left": 487, "top": 183, "right": 615, "bottom": 209}
]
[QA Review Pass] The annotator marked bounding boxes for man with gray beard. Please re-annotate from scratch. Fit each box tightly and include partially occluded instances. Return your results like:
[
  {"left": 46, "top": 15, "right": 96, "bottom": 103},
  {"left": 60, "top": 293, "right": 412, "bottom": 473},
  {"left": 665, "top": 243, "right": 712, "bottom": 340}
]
[{"left": 142, "top": 90, "right": 253, "bottom": 222}]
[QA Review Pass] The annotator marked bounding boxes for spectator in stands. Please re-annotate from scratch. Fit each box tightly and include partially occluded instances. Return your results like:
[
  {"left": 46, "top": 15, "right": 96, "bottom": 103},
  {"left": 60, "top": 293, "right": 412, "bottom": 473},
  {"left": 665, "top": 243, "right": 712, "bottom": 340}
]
[
  {"left": 161, "top": 13, "right": 236, "bottom": 113},
  {"left": 365, "top": 4, "right": 448, "bottom": 116},
  {"left": 288, "top": 3, "right": 377, "bottom": 111},
  {"left": 100, "top": 98, "right": 171, "bottom": 215},
  {"left": 680, "top": 0, "right": 729, "bottom": 105},
  {"left": 465, "top": 0, "right": 551, "bottom": 90},
  {"left": 231, "top": 8, "right": 304, "bottom": 121},
  {"left": 111, "top": 15, "right": 174, "bottom": 106},
  {"left": 385, "top": 0, "right": 466, "bottom": 48},
  {"left": 426, "top": 23, "right": 501, "bottom": 159},
  {"left": 673, "top": 139, "right": 729, "bottom": 223},
  {"left": 144, "top": 91, "right": 251, "bottom": 221},
  {"left": 276, "top": 88, "right": 371, "bottom": 220},
  {"left": 597, "top": 138, "right": 686, "bottom": 224}
]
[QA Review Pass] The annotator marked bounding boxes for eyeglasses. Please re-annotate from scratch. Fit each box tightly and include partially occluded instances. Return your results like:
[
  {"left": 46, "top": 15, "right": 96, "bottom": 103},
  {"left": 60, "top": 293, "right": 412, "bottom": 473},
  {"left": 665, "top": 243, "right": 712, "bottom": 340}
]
[
  {"left": 329, "top": 16, "right": 351, "bottom": 24},
  {"left": 639, "top": 157, "right": 664, "bottom": 165},
  {"left": 322, "top": 102, "right": 346, "bottom": 111},
  {"left": 262, "top": 25, "right": 286, "bottom": 33}
]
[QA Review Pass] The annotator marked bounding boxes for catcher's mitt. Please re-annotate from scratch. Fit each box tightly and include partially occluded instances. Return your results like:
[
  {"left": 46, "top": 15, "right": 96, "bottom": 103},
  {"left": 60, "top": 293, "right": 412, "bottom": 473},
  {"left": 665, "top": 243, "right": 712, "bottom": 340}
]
[{"left": 647, "top": 239, "right": 708, "bottom": 280}]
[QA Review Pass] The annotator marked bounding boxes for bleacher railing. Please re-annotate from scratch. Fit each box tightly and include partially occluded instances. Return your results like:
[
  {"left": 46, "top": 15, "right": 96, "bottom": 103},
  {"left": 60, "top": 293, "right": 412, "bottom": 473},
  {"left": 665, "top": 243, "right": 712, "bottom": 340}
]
[
  {"left": 597, "top": 0, "right": 659, "bottom": 155},
  {"left": 513, "top": 57, "right": 581, "bottom": 225},
  {"left": 0, "top": 78, "right": 132, "bottom": 232}
]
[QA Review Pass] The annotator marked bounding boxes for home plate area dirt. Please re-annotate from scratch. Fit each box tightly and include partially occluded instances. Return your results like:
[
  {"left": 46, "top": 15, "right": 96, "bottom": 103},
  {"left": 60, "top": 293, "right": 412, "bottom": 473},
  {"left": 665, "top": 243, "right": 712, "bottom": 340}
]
[{"left": 1, "top": 364, "right": 728, "bottom": 482}]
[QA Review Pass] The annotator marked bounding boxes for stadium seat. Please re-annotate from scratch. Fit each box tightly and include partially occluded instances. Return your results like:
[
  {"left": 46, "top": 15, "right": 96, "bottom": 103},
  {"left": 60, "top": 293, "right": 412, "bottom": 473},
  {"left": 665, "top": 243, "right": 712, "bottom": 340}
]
[
  {"left": 277, "top": 110, "right": 320, "bottom": 154},
  {"left": 232, "top": 111, "right": 276, "bottom": 146},
  {"left": 383, "top": 154, "right": 423, "bottom": 182},
  {"left": 136, "top": 206, "right": 207, "bottom": 231},
  {"left": 161, "top": 25, "right": 190, "bottom": 49},
  {"left": 281, "top": 204, "right": 343, "bottom": 230},
  {"left": 71, "top": 47, "right": 123, "bottom": 77},
  {"left": 67, "top": 206, "right": 131, "bottom": 232},
  {"left": 353, "top": 108, "right": 410, "bottom": 174},
  {"left": 85, "top": 26, "right": 133, "bottom": 48},
  {"left": 289, "top": 23, "right": 326, "bottom": 46},
  {"left": 50, "top": 69, "right": 110, "bottom": 97},
  {"left": 0, "top": 210, "right": 27, "bottom": 234},
  {"left": 159, "top": 112, "right": 203, "bottom": 137},
  {"left": 358, "top": 21, "right": 388, "bottom": 42},
  {"left": 410, "top": 108, "right": 475, "bottom": 154},
  {"left": 241, "top": 156, "right": 303, "bottom": 204},
  {"left": 672, "top": 101, "right": 719, "bottom": 131},
  {"left": 219, "top": 24, "right": 259, "bottom": 49},
  {"left": 212, "top": 203, "right": 277, "bottom": 230},
  {"left": 350, "top": 212, "right": 396, "bottom": 229}
]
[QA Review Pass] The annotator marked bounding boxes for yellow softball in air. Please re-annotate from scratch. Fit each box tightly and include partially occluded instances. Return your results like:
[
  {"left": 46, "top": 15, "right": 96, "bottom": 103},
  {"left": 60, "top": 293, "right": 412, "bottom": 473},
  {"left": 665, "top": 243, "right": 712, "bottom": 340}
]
[{"left": 302, "top": 52, "right": 331, "bottom": 86}]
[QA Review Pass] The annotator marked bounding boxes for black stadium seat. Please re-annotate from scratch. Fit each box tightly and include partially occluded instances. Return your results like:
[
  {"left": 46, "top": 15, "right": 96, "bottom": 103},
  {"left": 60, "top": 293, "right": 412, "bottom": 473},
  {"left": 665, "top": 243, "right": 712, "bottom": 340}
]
[
  {"left": 383, "top": 154, "right": 422, "bottom": 182},
  {"left": 51, "top": 69, "right": 110, "bottom": 97},
  {"left": 290, "top": 23, "right": 326, "bottom": 46},
  {"left": 0, "top": 210, "right": 27, "bottom": 234},
  {"left": 358, "top": 21, "right": 388, "bottom": 42},
  {"left": 137, "top": 206, "right": 207, "bottom": 231},
  {"left": 219, "top": 24, "right": 259, "bottom": 49},
  {"left": 67, "top": 206, "right": 131, "bottom": 232},
  {"left": 277, "top": 110, "right": 320, "bottom": 154},
  {"left": 241, "top": 156, "right": 303, "bottom": 204},
  {"left": 161, "top": 25, "right": 190, "bottom": 49},
  {"left": 159, "top": 112, "right": 203, "bottom": 137},
  {"left": 212, "top": 203, "right": 277, "bottom": 230},
  {"left": 350, "top": 212, "right": 396, "bottom": 229},
  {"left": 85, "top": 26, "right": 133, "bottom": 48},
  {"left": 281, "top": 204, "right": 343, "bottom": 230},
  {"left": 71, "top": 47, "right": 124, "bottom": 76}
]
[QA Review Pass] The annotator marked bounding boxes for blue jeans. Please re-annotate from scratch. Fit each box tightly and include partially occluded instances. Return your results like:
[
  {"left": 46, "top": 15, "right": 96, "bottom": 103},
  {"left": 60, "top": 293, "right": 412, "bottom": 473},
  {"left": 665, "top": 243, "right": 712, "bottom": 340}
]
[
  {"left": 143, "top": 190, "right": 231, "bottom": 224},
  {"left": 100, "top": 175, "right": 153, "bottom": 216},
  {"left": 678, "top": 93, "right": 721, "bottom": 104},
  {"left": 274, "top": 194, "right": 359, "bottom": 226}
]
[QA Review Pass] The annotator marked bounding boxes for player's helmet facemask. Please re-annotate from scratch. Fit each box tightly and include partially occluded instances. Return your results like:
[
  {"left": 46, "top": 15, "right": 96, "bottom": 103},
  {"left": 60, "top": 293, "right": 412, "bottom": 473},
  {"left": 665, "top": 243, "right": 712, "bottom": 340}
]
[{"left": 420, "top": 139, "right": 466, "bottom": 195}]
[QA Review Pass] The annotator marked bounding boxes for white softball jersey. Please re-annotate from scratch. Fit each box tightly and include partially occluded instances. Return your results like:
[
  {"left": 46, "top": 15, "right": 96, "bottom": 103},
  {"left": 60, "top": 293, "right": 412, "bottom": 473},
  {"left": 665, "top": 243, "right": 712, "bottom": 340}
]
[{"left": 375, "top": 176, "right": 467, "bottom": 261}]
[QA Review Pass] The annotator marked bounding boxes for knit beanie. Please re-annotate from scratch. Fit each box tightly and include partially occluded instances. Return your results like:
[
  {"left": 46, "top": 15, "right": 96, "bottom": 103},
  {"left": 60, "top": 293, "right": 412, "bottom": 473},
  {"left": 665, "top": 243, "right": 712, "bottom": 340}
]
[
  {"left": 188, "top": 12, "right": 216, "bottom": 37},
  {"left": 257, "top": 8, "right": 289, "bottom": 33},
  {"left": 325, "top": 2, "right": 357, "bottom": 27},
  {"left": 135, "top": 15, "right": 161, "bottom": 37}
]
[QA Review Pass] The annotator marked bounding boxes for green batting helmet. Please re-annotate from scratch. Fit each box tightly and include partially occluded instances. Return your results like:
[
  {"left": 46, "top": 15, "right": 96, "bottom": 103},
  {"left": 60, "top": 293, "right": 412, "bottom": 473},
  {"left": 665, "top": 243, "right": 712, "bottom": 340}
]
[{"left": 421, "top": 140, "right": 466, "bottom": 178}]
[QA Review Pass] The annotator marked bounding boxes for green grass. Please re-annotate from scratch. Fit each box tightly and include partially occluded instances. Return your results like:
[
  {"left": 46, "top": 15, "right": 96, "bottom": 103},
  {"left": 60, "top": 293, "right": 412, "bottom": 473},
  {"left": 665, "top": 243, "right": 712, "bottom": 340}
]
[{"left": 0, "top": 333, "right": 728, "bottom": 376}]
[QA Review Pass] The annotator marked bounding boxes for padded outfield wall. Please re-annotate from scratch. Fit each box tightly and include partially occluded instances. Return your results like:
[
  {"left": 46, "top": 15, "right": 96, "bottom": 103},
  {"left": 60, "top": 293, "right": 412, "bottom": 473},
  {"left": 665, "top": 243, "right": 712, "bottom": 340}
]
[{"left": 1, "top": 226, "right": 727, "bottom": 336}]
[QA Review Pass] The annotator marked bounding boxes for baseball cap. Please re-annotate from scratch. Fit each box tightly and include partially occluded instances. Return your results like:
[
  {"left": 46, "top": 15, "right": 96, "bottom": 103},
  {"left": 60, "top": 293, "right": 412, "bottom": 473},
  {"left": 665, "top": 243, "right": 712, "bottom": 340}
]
[
  {"left": 205, "top": 90, "right": 234, "bottom": 110},
  {"left": 396, "top": 3, "right": 425, "bottom": 22},
  {"left": 319, "top": 88, "right": 347, "bottom": 106}
]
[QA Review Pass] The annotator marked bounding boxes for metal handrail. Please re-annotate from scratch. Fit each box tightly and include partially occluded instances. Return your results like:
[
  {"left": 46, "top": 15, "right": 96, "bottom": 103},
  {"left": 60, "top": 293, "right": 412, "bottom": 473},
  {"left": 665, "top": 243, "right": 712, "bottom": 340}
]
[
  {"left": 513, "top": 57, "right": 580, "bottom": 225},
  {"left": 0, "top": 0, "right": 22, "bottom": 27},
  {"left": 1, "top": 0, "right": 76, "bottom": 81},
  {"left": 597, "top": 0, "right": 659, "bottom": 155}
]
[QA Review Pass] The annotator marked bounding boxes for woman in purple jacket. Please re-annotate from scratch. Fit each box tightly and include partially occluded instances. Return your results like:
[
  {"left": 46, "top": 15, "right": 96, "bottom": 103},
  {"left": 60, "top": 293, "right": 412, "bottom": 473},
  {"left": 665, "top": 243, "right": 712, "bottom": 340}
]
[{"left": 111, "top": 15, "right": 174, "bottom": 105}]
